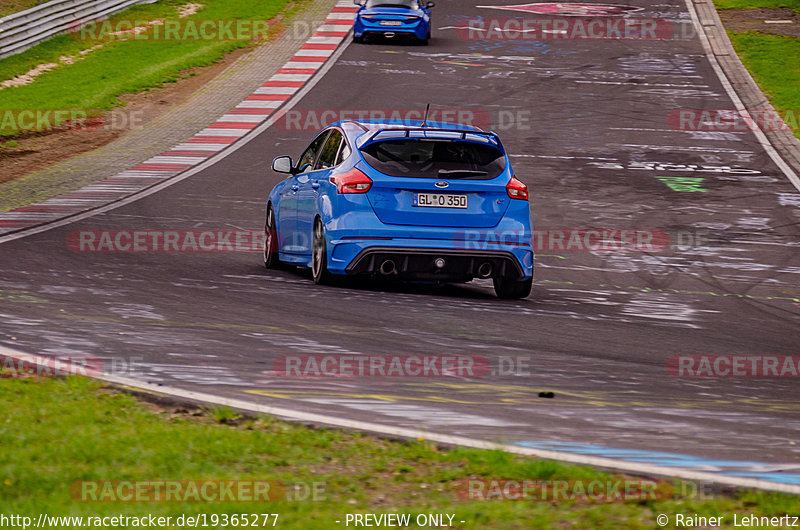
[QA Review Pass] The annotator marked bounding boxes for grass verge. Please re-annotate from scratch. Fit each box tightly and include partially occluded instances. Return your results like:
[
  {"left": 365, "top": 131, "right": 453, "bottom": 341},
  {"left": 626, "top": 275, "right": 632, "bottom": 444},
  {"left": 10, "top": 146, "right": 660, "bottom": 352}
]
[
  {"left": 0, "top": 0, "right": 293, "bottom": 136},
  {"left": 714, "top": 0, "right": 799, "bottom": 9},
  {"left": 713, "top": 1, "right": 800, "bottom": 140},
  {"left": 1, "top": 374, "right": 798, "bottom": 529},
  {"left": 727, "top": 32, "right": 800, "bottom": 115},
  {"left": 0, "top": 0, "right": 42, "bottom": 19}
]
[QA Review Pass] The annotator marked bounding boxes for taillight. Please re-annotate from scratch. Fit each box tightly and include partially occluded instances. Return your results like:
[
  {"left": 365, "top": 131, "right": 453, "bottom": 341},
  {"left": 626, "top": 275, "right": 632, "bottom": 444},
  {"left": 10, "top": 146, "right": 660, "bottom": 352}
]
[
  {"left": 404, "top": 15, "right": 420, "bottom": 21},
  {"left": 506, "top": 175, "right": 528, "bottom": 200},
  {"left": 331, "top": 168, "right": 372, "bottom": 194}
]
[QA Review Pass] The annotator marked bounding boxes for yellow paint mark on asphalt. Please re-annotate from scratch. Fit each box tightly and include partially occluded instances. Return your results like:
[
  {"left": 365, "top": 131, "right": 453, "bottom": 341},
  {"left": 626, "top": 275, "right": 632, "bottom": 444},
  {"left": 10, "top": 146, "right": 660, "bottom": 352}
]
[
  {"left": 0, "top": 290, "right": 50, "bottom": 304},
  {"left": 243, "top": 386, "right": 800, "bottom": 413},
  {"left": 438, "top": 61, "right": 484, "bottom": 67},
  {"left": 400, "top": 382, "right": 531, "bottom": 392},
  {"left": 115, "top": 384, "right": 170, "bottom": 397},
  {"left": 246, "top": 390, "right": 484, "bottom": 404},
  {"left": 59, "top": 314, "right": 368, "bottom": 335}
]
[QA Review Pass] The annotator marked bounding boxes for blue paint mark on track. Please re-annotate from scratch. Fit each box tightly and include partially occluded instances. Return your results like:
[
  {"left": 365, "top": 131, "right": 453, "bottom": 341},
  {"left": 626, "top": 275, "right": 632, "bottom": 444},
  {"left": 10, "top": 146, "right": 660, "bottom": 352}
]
[
  {"left": 515, "top": 441, "right": 800, "bottom": 485},
  {"left": 726, "top": 473, "right": 800, "bottom": 486}
]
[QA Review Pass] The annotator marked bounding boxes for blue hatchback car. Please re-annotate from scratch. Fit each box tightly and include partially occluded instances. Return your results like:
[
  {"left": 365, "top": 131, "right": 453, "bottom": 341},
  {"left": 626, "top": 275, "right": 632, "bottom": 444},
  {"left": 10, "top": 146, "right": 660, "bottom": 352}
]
[
  {"left": 264, "top": 120, "right": 534, "bottom": 299},
  {"left": 353, "top": 0, "right": 435, "bottom": 45}
]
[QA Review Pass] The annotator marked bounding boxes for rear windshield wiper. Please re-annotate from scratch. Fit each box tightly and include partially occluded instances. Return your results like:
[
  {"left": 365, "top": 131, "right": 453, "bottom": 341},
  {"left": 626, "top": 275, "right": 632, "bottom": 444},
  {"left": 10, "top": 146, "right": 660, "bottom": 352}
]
[{"left": 438, "top": 169, "right": 488, "bottom": 178}]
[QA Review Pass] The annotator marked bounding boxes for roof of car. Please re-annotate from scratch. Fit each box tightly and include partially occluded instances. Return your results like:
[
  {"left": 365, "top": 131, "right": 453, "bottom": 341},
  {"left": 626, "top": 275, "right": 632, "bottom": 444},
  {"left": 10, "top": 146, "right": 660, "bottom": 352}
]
[{"left": 337, "top": 119, "right": 484, "bottom": 132}]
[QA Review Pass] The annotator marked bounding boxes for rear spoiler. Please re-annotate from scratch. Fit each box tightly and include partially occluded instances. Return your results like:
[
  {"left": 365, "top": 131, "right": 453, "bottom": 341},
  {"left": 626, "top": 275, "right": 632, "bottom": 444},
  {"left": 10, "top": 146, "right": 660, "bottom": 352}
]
[{"left": 355, "top": 126, "right": 503, "bottom": 149}]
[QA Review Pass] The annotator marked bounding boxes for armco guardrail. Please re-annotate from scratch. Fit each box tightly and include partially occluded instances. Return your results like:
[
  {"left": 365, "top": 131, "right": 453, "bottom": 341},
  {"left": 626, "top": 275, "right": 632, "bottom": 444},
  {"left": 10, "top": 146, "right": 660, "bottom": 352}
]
[{"left": 0, "top": 0, "right": 157, "bottom": 60}]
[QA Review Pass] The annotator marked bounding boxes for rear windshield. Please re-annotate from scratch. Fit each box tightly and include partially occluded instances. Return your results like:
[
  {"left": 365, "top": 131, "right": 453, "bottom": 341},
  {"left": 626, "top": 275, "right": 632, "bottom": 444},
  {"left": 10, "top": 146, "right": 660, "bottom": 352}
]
[
  {"left": 361, "top": 140, "right": 506, "bottom": 180},
  {"left": 366, "top": 0, "right": 419, "bottom": 9}
]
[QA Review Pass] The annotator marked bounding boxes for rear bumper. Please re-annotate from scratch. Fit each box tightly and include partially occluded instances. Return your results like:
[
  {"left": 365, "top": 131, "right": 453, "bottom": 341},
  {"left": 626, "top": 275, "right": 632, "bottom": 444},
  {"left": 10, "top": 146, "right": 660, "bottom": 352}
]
[
  {"left": 354, "top": 19, "right": 428, "bottom": 40},
  {"left": 346, "top": 247, "right": 526, "bottom": 282},
  {"left": 329, "top": 238, "right": 533, "bottom": 281}
]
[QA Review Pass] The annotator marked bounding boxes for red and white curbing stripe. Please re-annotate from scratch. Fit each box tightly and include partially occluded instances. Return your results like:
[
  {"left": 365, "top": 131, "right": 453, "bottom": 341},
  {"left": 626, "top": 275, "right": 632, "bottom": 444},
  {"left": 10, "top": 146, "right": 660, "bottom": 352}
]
[{"left": 0, "top": 1, "right": 357, "bottom": 235}]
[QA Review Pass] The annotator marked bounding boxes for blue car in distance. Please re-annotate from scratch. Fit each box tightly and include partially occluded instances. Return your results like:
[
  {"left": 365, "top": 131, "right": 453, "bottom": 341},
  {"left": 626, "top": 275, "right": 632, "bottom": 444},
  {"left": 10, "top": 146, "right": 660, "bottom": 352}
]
[
  {"left": 264, "top": 120, "right": 534, "bottom": 299},
  {"left": 353, "top": 0, "right": 435, "bottom": 45}
]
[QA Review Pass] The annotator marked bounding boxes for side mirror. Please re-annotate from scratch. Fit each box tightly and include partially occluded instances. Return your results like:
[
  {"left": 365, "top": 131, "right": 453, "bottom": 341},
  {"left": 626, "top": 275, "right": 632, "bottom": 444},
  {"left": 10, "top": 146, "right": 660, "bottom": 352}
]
[
  {"left": 354, "top": 0, "right": 365, "bottom": 6},
  {"left": 426, "top": 1, "right": 435, "bottom": 7},
  {"left": 272, "top": 156, "right": 295, "bottom": 174}
]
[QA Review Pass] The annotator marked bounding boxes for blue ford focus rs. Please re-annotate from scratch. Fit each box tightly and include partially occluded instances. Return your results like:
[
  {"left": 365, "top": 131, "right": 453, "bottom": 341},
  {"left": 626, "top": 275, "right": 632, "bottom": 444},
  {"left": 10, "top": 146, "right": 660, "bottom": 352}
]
[
  {"left": 353, "top": 0, "right": 435, "bottom": 45},
  {"left": 264, "top": 120, "right": 534, "bottom": 299}
]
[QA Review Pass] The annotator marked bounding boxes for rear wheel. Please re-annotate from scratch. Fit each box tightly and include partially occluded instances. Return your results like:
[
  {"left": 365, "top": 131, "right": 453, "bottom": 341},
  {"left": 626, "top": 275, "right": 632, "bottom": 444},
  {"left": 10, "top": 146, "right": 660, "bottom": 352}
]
[
  {"left": 264, "top": 205, "right": 280, "bottom": 269},
  {"left": 312, "top": 219, "right": 332, "bottom": 285},
  {"left": 353, "top": 35, "right": 364, "bottom": 44},
  {"left": 493, "top": 276, "right": 532, "bottom": 300}
]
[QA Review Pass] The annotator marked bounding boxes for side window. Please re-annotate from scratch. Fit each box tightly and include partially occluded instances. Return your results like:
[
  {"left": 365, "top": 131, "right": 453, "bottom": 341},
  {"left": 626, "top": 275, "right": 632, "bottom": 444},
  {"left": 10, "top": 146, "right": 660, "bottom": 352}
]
[
  {"left": 336, "top": 141, "right": 351, "bottom": 166},
  {"left": 297, "top": 131, "right": 330, "bottom": 174},
  {"left": 315, "top": 130, "right": 344, "bottom": 170}
]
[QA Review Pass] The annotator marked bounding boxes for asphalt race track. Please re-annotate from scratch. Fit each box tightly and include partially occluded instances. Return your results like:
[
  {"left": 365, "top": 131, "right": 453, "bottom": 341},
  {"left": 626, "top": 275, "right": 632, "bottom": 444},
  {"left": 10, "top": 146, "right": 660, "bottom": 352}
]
[{"left": 1, "top": 0, "right": 799, "bottom": 487}]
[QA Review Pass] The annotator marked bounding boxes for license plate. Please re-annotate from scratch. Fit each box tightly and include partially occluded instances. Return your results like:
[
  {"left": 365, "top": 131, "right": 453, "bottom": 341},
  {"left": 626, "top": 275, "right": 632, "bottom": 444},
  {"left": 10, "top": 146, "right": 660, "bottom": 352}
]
[
  {"left": 413, "top": 193, "right": 468, "bottom": 209},
  {"left": 380, "top": 20, "right": 402, "bottom": 26}
]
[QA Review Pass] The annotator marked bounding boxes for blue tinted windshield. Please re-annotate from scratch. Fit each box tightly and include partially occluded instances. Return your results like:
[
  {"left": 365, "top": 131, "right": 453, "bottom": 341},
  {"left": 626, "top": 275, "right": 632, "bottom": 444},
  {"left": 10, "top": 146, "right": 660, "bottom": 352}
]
[
  {"left": 361, "top": 139, "right": 506, "bottom": 180},
  {"left": 366, "top": 0, "right": 419, "bottom": 9}
]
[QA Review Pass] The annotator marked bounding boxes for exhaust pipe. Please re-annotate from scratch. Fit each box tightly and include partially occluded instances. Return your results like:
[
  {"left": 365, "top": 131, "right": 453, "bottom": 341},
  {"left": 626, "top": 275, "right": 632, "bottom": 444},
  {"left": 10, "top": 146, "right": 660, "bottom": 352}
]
[
  {"left": 379, "top": 259, "right": 397, "bottom": 276},
  {"left": 477, "top": 262, "right": 493, "bottom": 278}
]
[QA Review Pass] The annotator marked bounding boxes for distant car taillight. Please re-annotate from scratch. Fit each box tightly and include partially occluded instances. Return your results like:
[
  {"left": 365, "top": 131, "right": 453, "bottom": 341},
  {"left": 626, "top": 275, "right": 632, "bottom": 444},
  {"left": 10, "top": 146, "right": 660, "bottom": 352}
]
[
  {"left": 331, "top": 168, "right": 373, "bottom": 194},
  {"left": 506, "top": 175, "right": 528, "bottom": 200}
]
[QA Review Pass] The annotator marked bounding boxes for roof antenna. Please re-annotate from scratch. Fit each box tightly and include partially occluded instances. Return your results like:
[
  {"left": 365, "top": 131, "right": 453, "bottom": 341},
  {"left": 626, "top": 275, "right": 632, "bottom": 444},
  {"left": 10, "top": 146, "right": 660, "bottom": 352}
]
[{"left": 421, "top": 103, "right": 431, "bottom": 128}]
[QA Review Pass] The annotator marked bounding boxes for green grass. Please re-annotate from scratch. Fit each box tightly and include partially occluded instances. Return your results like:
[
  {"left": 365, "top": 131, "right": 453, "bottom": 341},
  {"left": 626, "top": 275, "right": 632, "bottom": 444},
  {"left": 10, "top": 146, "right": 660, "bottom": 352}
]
[
  {"left": 714, "top": 0, "right": 799, "bottom": 9},
  {"left": 0, "top": 0, "right": 292, "bottom": 134},
  {"left": 0, "top": 0, "right": 43, "bottom": 18},
  {"left": 0, "top": 375, "right": 798, "bottom": 529},
  {"left": 727, "top": 32, "right": 800, "bottom": 139}
]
